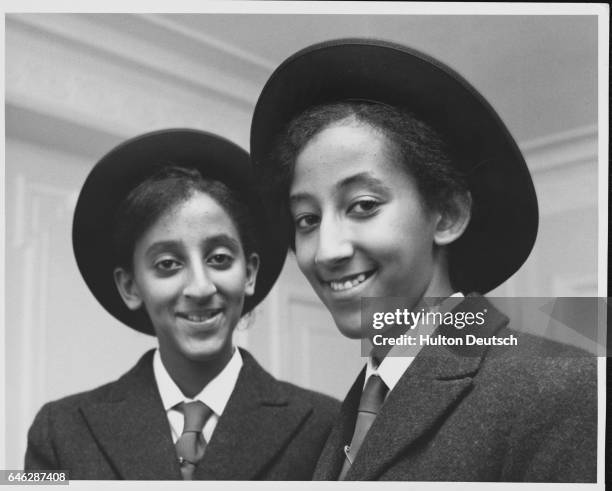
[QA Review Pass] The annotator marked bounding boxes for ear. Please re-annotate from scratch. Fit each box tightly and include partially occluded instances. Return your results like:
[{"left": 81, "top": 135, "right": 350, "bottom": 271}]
[
  {"left": 433, "top": 191, "right": 472, "bottom": 246},
  {"left": 244, "top": 253, "right": 260, "bottom": 297},
  {"left": 113, "top": 267, "right": 143, "bottom": 311}
]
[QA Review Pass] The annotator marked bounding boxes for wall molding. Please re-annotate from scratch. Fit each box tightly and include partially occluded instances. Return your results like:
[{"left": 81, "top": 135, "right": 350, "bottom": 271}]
[
  {"left": 8, "top": 175, "right": 76, "bottom": 468},
  {"left": 520, "top": 125, "right": 598, "bottom": 174},
  {"left": 518, "top": 125, "right": 599, "bottom": 217}
]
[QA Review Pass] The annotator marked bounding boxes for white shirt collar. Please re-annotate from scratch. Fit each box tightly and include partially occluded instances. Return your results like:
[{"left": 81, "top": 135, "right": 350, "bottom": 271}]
[
  {"left": 153, "top": 347, "right": 243, "bottom": 417},
  {"left": 365, "top": 292, "right": 465, "bottom": 392}
]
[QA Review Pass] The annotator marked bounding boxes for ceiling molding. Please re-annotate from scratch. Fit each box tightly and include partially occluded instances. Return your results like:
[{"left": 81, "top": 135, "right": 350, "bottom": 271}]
[
  {"left": 7, "top": 14, "right": 262, "bottom": 110},
  {"left": 140, "top": 14, "right": 276, "bottom": 72},
  {"left": 6, "top": 103, "right": 125, "bottom": 160},
  {"left": 520, "top": 124, "right": 598, "bottom": 216},
  {"left": 520, "top": 125, "right": 598, "bottom": 174}
]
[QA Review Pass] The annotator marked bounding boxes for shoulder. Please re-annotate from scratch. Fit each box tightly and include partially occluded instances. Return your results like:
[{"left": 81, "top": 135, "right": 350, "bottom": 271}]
[
  {"left": 474, "top": 330, "right": 597, "bottom": 481},
  {"left": 480, "top": 329, "right": 596, "bottom": 381},
  {"left": 275, "top": 378, "right": 340, "bottom": 418},
  {"left": 460, "top": 294, "right": 597, "bottom": 395},
  {"left": 238, "top": 349, "right": 340, "bottom": 420},
  {"left": 29, "top": 350, "right": 154, "bottom": 429},
  {"left": 475, "top": 329, "right": 597, "bottom": 416},
  {"left": 35, "top": 379, "right": 120, "bottom": 417}
]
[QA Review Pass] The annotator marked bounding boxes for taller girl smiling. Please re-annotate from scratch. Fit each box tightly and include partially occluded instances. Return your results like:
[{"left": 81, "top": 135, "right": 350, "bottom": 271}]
[
  {"left": 251, "top": 39, "right": 596, "bottom": 482},
  {"left": 284, "top": 104, "right": 470, "bottom": 339}
]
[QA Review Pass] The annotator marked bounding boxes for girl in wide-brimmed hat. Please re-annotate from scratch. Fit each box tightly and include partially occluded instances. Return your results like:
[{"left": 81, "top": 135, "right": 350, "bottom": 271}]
[
  {"left": 25, "top": 129, "right": 338, "bottom": 480},
  {"left": 250, "top": 39, "right": 596, "bottom": 482}
]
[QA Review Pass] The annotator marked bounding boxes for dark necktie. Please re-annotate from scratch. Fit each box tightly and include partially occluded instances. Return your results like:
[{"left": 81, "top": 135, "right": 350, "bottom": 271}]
[
  {"left": 175, "top": 401, "right": 212, "bottom": 480},
  {"left": 339, "top": 374, "right": 388, "bottom": 480}
]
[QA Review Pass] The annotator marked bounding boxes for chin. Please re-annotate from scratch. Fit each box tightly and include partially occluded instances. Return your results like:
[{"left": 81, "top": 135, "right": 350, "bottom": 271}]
[
  {"left": 182, "top": 341, "right": 229, "bottom": 363},
  {"left": 333, "top": 314, "right": 365, "bottom": 339}
]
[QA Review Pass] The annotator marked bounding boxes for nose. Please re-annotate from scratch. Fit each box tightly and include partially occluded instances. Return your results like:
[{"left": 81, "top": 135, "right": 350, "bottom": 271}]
[
  {"left": 182, "top": 262, "right": 217, "bottom": 299},
  {"left": 314, "top": 215, "right": 354, "bottom": 267}
]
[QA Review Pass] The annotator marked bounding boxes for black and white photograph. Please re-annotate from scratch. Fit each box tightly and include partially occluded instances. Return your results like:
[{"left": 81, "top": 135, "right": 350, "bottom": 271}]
[{"left": 2, "top": 2, "right": 607, "bottom": 487}]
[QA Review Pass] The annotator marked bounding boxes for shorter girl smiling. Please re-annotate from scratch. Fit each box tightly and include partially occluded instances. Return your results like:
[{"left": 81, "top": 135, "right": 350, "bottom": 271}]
[
  {"left": 113, "top": 167, "right": 261, "bottom": 396},
  {"left": 25, "top": 129, "right": 338, "bottom": 480}
]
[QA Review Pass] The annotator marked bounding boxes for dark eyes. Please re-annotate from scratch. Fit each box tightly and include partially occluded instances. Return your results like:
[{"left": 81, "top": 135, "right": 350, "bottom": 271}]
[
  {"left": 294, "top": 198, "right": 382, "bottom": 232},
  {"left": 294, "top": 214, "right": 320, "bottom": 230},
  {"left": 349, "top": 199, "right": 380, "bottom": 214},
  {"left": 153, "top": 253, "right": 234, "bottom": 273},
  {"left": 155, "top": 258, "right": 181, "bottom": 272},
  {"left": 207, "top": 254, "right": 234, "bottom": 268}
]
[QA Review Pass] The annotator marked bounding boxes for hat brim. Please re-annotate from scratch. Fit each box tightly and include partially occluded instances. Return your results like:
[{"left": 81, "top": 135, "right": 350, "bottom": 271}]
[
  {"left": 250, "top": 38, "right": 538, "bottom": 294},
  {"left": 73, "top": 129, "right": 287, "bottom": 335}
]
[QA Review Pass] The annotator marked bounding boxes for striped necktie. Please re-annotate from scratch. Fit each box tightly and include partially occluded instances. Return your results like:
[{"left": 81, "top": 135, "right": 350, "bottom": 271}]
[
  {"left": 339, "top": 374, "right": 388, "bottom": 480},
  {"left": 175, "top": 401, "right": 212, "bottom": 480}
]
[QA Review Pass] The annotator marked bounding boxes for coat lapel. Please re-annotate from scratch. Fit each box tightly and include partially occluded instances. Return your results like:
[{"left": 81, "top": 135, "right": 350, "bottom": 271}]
[
  {"left": 312, "top": 369, "right": 364, "bottom": 480},
  {"left": 347, "top": 362, "right": 475, "bottom": 480},
  {"left": 193, "top": 349, "right": 314, "bottom": 480},
  {"left": 80, "top": 350, "right": 181, "bottom": 480},
  {"left": 347, "top": 295, "right": 509, "bottom": 481}
]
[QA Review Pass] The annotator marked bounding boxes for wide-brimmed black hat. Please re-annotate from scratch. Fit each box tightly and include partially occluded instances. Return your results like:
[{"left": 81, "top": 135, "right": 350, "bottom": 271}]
[
  {"left": 73, "top": 129, "right": 287, "bottom": 335},
  {"left": 250, "top": 38, "right": 538, "bottom": 294}
]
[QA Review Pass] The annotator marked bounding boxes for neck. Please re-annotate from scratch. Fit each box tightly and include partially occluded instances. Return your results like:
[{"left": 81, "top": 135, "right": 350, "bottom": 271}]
[
  {"left": 159, "top": 347, "right": 235, "bottom": 399},
  {"left": 423, "top": 248, "right": 455, "bottom": 299},
  {"left": 370, "top": 253, "right": 456, "bottom": 361}
]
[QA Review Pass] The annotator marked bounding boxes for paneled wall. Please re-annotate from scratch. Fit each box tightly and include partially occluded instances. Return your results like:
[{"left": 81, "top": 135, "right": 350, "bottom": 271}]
[{"left": 4, "top": 13, "right": 601, "bottom": 469}]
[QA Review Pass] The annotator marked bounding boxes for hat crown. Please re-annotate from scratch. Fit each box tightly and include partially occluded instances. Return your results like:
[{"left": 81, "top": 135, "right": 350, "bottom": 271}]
[
  {"left": 250, "top": 38, "right": 538, "bottom": 294},
  {"left": 73, "top": 129, "right": 288, "bottom": 335}
]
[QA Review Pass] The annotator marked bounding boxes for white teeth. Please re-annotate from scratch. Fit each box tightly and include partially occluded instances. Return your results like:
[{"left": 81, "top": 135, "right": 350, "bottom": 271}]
[
  {"left": 184, "top": 311, "right": 219, "bottom": 322},
  {"left": 329, "top": 273, "right": 367, "bottom": 292}
]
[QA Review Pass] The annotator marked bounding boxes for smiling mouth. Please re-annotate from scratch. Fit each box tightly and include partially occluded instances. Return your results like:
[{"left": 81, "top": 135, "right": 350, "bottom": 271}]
[
  {"left": 176, "top": 310, "right": 222, "bottom": 323},
  {"left": 327, "top": 270, "right": 376, "bottom": 292}
]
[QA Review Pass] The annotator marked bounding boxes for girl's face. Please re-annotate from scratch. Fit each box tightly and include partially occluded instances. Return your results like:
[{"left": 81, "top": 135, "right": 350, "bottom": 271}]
[
  {"left": 114, "top": 191, "right": 259, "bottom": 368},
  {"left": 289, "top": 122, "right": 453, "bottom": 339}
]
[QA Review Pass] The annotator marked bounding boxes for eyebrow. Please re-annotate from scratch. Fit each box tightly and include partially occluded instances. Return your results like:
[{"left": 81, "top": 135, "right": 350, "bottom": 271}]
[
  {"left": 144, "top": 234, "right": 242, "bottom": 256},
  {"left": 336, "top": 172, "right": 391, "bottom": 194},
  {"left": 204, "top": 234, "right": 241, "bottom": 252},
  {"left": 144, "top": 241, "right": 180, "bottom": 257},
  {"left": 289, "top": 172, "right": 391, "bottom": 205}
]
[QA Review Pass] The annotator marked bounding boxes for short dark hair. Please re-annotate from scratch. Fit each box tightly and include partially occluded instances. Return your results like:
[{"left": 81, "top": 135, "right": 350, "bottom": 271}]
[
  {"left": 263, "top": 101, "right": 471, "bottom": 235},
  {"left": 112, "top": 165, "right": 259, "bottom": 269}
]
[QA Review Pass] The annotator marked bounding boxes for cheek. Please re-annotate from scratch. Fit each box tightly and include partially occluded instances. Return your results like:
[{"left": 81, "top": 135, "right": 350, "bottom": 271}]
[
  {"left": 362, "top": 218, "right": 411, "bottom": 256},
  {"left": 294, "top": 237, "right": 316, "bottom": 276},
  {"left": 391, "top": 207, "right": 437, "bottom": 245},
  {"left": 137, "top": 276, "right": 181, "bottom": 310},
  {"left": 369, "top": 216, "right": 436, "bottom": 269},
  {"left": 212, "top": 268, "right": 249, "bottom": 297}
]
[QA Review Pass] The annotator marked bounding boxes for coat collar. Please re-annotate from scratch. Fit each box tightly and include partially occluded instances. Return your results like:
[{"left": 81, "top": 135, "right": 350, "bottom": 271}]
[
  {"left": 79, "top": 350, "right": 181, "bottom": 480},
  {"left": 313, "top": 368, "right": 364, "bottom": 480},
  {"left": 79, "top": 348, "right": 315, "bottom": 480},
  {"left": 315, "top": 294, "right": 509, "bottom": 481},
  {"left": 194, "top": 348, "right": 314, "bottom": 479}
]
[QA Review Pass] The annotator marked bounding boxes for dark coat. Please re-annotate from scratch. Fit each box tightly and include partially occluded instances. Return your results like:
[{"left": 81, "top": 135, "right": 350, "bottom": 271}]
[
  {"left": 313, "top": 295, "right": 597, "bottom": 482},
  {"left": 25, "top": 349, "right": 339, "bottom": 480}
]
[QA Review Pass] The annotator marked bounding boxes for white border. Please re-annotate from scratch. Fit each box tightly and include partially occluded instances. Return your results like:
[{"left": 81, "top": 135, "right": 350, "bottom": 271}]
[
  {"left": 595, "top": 7, "right": 609, "bottom": 488},
  {"left": 0, "top": 2, "right": 6, "bottom": 473},
  {"left": 0, "top": 1, "right": 607, "bottom": 15},
  {"left": 1, "top": 2, "right": 608, "bottom": 490}
]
